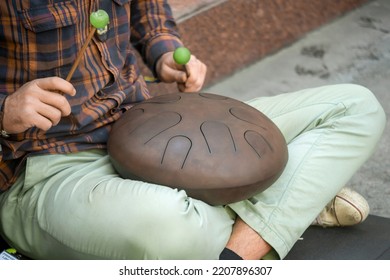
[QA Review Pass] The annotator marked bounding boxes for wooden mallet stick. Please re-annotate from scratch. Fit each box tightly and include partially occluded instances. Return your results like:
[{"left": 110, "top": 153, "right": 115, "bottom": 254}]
[{"left": 66, "top": 10, "right": 109, "bottom": 82}]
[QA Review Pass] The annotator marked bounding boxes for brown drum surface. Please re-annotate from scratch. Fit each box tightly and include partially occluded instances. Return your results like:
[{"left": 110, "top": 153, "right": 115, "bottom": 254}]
[{"left": 108, "top": 92, "right": 288, "bottom": 205}]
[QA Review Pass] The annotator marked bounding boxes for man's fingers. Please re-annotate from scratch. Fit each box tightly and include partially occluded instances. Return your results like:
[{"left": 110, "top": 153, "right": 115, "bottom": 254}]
[
  {"left": 36, "top": 103, "right": 64, "bottom": 127},
  {"left": 27, "top": 111, "right": 56, "bottom": 131},
  {"left": 161, "top": 65, "right": 187, "bottom": 83},
  {"left": 38, "top": 89, "right": 72, "bottom": 116},
  {"left": 179, "top": 58, "right": 207, "bottom": 92},
  {"left": 23, "top": 103, "right": 64, "bottom": 131},
  {"left": 181, "top": 55, "right": 206, "bottom": 92},
  {"left": 34, "top": 77, "right": 76, "bottom": 96}
]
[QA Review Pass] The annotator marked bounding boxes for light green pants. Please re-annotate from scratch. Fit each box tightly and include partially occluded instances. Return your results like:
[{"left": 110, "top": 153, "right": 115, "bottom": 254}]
[{"left": 0, "top": 84, "right": 386, "bottom": 259}]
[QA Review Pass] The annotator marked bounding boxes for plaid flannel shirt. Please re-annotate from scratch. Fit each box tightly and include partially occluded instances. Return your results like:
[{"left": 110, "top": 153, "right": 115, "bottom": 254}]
[{"left": 0, "top": 0, "right": 183, "bottom": 191}]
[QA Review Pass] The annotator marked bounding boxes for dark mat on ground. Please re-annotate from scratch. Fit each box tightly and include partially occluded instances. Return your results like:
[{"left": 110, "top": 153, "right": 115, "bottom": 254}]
[{"left": 285, "top": 215, "right": 390, "bottom": 260}]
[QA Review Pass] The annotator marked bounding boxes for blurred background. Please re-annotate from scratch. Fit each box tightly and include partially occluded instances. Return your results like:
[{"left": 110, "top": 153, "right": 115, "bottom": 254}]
[{"left": 143, "top": 0, "right": 389, "bottom": 218}]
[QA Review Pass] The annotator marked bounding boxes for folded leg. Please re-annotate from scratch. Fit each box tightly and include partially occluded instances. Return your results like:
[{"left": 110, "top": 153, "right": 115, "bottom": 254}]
[{"left": 230, "top": 84, "right": 386, "bottom": 258}]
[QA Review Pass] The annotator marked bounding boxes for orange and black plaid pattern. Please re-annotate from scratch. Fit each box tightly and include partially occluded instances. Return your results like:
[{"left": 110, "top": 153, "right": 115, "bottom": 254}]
[{"left": 0, "top": 0, "right": 183, "bottom": 191}]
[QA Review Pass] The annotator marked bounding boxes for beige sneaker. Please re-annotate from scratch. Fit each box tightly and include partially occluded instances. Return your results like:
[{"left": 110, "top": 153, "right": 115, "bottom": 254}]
[{"left": 312, "top": 188, "right": 370, "bottom": 227}]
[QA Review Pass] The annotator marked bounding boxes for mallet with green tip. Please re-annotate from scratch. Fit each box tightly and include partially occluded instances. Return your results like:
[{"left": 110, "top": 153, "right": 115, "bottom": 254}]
[
  {"left": 173, "top": 47, "right": 191, "bottom": 78},
  {"left": 66, "top": 10, "right": 109, "bottom": 82},
  {"left": 145, "top": 47, "right": 192, "bottom": 83}
]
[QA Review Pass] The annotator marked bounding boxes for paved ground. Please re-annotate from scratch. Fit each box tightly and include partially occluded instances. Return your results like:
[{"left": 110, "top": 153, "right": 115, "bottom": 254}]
[{"left": 207, "top": 0, "right": 390, "bottom": 218}]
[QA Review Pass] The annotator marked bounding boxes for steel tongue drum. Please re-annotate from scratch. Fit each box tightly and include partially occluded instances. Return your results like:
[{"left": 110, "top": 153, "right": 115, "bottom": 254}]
[{"left": 108, "top": 92, "right": 288, "bottom": 205}]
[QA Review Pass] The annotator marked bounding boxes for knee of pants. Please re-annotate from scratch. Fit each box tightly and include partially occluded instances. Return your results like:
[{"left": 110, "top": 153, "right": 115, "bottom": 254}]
[
  {"left": 343, "top": 84, "right": 386, "bottom": 136},
  {"left": 117, "top": 193, "right": 232, "bottom": 260},
  {"left": 134, "top": 198, "right": 232, "bottom": 259}
]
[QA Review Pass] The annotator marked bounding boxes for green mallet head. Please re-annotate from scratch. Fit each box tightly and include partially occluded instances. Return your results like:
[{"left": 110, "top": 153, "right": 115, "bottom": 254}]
[
  {"left": 90, "top": 9, "right": 110, "bottom": 29},
  {"left": 173, "top": 47, "right": 191, "bottom": 65}
]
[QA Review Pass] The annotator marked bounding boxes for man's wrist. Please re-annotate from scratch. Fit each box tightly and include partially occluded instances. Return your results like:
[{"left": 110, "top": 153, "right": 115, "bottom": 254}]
[{"left": 0, "top": 97, "right": 10, "bottom": 138}]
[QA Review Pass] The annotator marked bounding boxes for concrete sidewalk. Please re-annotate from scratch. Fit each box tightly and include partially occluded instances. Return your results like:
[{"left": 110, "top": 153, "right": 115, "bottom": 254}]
[{"left": 207, "top": 0, "right": 390, "bottom": 218}]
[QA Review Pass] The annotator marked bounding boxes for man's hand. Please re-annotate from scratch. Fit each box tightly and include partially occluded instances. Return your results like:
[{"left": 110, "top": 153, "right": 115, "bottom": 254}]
[
  {"left": 2, "top": 77, "right": 76, "bottom": 134},
  {"left": 156, "top": 51, "right": 207, "bottom": 92}
]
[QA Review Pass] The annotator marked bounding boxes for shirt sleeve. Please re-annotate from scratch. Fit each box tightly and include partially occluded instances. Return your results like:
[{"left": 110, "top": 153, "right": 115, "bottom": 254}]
[{"left": 130, "top": 0, "right": 183, "bottom": 74}]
